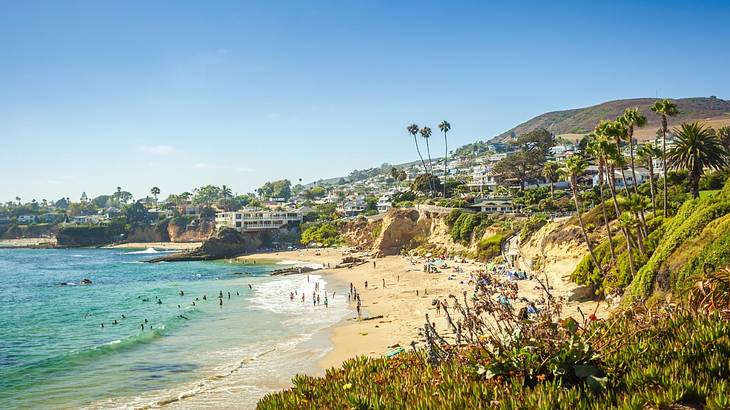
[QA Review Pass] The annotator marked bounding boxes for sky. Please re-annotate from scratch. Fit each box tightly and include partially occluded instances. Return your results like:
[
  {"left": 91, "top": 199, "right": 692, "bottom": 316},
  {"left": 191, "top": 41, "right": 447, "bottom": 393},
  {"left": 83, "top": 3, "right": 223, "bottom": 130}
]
[{"left": 2, "top": 0, "right": 730, "bottom": 203}]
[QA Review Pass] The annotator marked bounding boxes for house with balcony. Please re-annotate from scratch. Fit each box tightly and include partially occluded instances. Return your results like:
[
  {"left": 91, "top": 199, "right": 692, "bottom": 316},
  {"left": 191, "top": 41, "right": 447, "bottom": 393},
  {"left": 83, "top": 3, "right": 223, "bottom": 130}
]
[{"left": 215, "top": 208, "right": 302, "bottom": 232}]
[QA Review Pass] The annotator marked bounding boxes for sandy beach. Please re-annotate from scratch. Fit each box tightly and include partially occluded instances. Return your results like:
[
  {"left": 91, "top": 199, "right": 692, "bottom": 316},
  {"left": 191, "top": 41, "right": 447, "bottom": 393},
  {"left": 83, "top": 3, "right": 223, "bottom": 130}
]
[
  {"left": 239, "top": 247, "right": 606, "bottom": 372},
  {"left": 104, "top": 241, "right": 203, "bottom": 250}
]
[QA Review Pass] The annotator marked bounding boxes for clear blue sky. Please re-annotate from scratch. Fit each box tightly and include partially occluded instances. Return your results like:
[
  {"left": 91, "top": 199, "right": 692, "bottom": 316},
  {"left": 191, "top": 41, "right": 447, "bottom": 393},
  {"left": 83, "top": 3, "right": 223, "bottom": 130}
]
[{"left": 2, "top": 0, "right": 729, "bottom": 203}]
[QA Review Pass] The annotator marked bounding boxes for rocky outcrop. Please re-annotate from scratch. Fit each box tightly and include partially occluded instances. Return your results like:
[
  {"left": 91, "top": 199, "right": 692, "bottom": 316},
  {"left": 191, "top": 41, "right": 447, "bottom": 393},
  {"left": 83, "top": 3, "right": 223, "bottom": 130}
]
[
  {"left": 342, "top": 208, "right": 477, "bottom": 257},
  {"left": 146, "top": 228, "right": 260, "bottom": 263}
]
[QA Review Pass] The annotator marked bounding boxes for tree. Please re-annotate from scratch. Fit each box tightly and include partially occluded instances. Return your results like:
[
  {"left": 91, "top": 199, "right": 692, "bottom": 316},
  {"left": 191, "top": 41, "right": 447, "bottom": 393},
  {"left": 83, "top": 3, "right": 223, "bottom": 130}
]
[
  {"left": 438, "top": 120, "right": 451, "bottom": 197},
  {"left": 125, "top": 201, "right": 150, "bottom": 227},
  {"left": 650, "top": 99, "right": 679, "bottom": 215},
  {"left": 560, "top": 155, "right": 600, "bottom": 269},
  {"left": 407, "top": 124, "right": 428, "bottom": 175},
  {"left": 512, "top": 128, "right": 556, "bottom": 157},
  {"left": 493, "top": 150, "right": 542, "bottom": 191},
  {"left": 668, "top": 122, "right": 729, "bottom": 198},
  {"left": 193, "top": 185, "right": 222, "bottom": 206},
  {"left": 257, "top": 179, "right": 292, "bottom": 201},
  {"left": 599, "top": 120, "right": 631, "bottom": 197},
  {"left": 542, "top": 161, "right": 561, "bottom": 199},
  {"left": 717, "top": 126, "right": 730, "bottom": 151},
  {"left": 150, "top": 187, "right": 160, "bottom": 204},
  {"left": 586, "top": 136, "right": 616, "bottom": 264},
  {"left": 220, "top": 185, "right": 232, "bottom": 199},
  {"left": 617, "top": 108, "right": 649, "bottom": 239},
  {"left": 411, "top": 173, "right": 442, "bottom": 195},
  {"left": 420, "top": 126, "right": 434, "bottom": 194},
  {"left": 636, "top": 143, "right": 662, "bottom": 215},
  {"left": 80, "top": 192, "right": 88, "bottom": 203}
]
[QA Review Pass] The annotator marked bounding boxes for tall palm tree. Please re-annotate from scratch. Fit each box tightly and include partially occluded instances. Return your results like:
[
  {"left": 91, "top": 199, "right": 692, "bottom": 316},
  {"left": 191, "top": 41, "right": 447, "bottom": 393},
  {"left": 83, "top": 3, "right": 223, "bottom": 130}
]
[
  {"left": 15, "top": 196, "right": 21, "bottom": 205},
  {"left": 420, "top": 126, "right": 434, "bottom": 194},
  {"left": 618, "top": 108, "right": 647, "bottom": 197},
  {"left": 542, "top": 161, "right": 561, "bottom": 199},
  {"left": 636, "top": 143, "right": 661, "bottom": 215},
  {"left": 650, "top": 99, "right": 679, "bottom": 215},
  {"left": 586, "top": 137, "right": 616, "bottom": 264},
  {"left": 438, "top": 120, "right": 451, "bottom": 197},
  {"left": 668, "top": 122, "right": 729, "bottom": 198},
  {"left": 407, "top": 124, "right": 428, "bottom": 174},
  {"left": 150, "top": 187, "right": 160, "bottom": 204},
  {"left": 601, "top": 120, "right": 631, "bottom": 197},
  {"left": 560, "top": 155, "right": 600, "bottom": 269},
  {"left": 604, "top": 142, "right": 636, "bottom": 277},
  {"left": 618, "top": 109, "right": 650, "bottom": 239}
]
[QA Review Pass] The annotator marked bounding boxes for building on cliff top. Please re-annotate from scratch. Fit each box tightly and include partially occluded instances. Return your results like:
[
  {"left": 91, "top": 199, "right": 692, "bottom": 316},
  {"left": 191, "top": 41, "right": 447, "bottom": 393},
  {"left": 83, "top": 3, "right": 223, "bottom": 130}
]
[{"left": 215, "top": 208, "right": 302, "bottom": 232}]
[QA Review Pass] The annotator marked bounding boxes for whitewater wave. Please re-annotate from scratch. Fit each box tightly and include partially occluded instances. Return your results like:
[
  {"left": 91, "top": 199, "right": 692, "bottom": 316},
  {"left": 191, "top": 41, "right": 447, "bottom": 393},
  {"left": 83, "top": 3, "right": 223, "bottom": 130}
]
[
  {"left": 126, "top": 247, "right": 161, "bottom": 254},
  {"left": 276, "top": 259, "right": 325, "bottom": 270}
]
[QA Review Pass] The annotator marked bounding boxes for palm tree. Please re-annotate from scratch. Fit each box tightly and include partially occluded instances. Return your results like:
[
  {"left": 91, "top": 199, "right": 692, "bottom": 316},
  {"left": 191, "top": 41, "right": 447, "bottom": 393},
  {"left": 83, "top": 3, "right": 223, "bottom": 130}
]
[
  {"left": 542, "top": 161, "right": 561, "bottom": 199},
  {"left": 586, "top": 137, "right": 616, "bottom": 264},
  {"left": 601, "top": 120, "right": 631, "bottom": 197},
  {"left": 560, "top": 155, "right": 600, "bottom": 269},
  {"left": 407, "top": 124, "right": 428, "bottom": 174},
  {"left": 618, "top": 109, "right": 650, "bottom": 239},
  {"left": 668, "top": 122, "right": 729, "bottom": 198},
  {"left": 15, "top": 196, "right": 21, "bottom": 205},
  {"left": 618, "top": 108, "right": 647, "bottom": 197},
  {"left": 650, "top": 99, "right": 679, "bottom": 215},
  {"left": 636, "top": 143, "right": 661, "bottom": 215},
  {"left": 604, "top": 142, "right": 636, "bottom": 277},
  {"left": 150, "top": 187, "right": 160, "bottom": 204},
  {"left": 221, "top": 185, "right": 233, "bottom": 199},
  {"left": 420, "top": 126, "right": 434, "bottom": 194},
  {"left": 438, "top": 120, "right": 451, "bottom": 197}
]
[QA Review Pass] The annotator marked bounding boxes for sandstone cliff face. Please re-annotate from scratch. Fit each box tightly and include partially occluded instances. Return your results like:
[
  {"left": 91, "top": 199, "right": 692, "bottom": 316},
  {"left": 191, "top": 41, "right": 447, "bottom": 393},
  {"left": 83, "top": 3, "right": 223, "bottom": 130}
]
[
  {"left": 341, "top": 208, "right": 478, "bottom": 257},
  {"left": 519, "top": 220, "right": 585, "bottom": 279},
  {"left": 167, "top": 220, "right": 215, "bottom": 242}
]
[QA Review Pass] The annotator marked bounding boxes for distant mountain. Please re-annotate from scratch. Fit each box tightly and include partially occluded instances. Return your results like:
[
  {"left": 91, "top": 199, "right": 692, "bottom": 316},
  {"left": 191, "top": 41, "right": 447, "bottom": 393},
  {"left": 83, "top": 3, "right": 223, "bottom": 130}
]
[{"left": 490, "top": 96, "right": 730, "bottom": 142}]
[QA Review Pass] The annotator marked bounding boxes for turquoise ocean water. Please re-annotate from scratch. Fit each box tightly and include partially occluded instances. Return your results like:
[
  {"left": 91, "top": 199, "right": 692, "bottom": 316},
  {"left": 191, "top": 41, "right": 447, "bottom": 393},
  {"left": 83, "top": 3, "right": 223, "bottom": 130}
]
[{"left": 0, "top": 248, "right": 350, "bottom": 409}]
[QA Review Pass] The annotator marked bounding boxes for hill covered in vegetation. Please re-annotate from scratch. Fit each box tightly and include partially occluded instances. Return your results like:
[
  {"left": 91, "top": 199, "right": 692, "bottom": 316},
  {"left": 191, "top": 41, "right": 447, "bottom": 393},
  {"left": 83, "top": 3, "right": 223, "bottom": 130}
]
[{"left": 491, "top": 96, "right": 730, "bottom": 142}]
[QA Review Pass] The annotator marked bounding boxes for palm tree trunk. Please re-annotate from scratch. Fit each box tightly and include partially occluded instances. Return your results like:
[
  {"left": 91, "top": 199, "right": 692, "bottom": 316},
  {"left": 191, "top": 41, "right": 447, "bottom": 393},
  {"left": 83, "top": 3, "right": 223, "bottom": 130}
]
[
  {"left": 549, "top": 181, "right": 554, "bottom": 199},
  {"left": 443, "top": 131, "right": 448, "bottom": 198},
  {"left": 661, "top": 118, "right": 668, "bottom": 215},
  {"left": 648, "top": 160, "right": 657, "bottom": 215},
  {"left": 572, "top": 177, "right": 600, "bottom": 269},
  {"left": 425, "top": 138, "right": 434, "bottom": 195},
  {"left": 598, "top": 163, "right": 616, "bottom": 263},
  {"left": 413, "top": 136, "right": 428, "bottom": 175},
  {"left": 608, "top": 168, "right": 636, "bottom": 277},
  {"left": 628, "top": 134, "right": 649, "bottom": 238}
]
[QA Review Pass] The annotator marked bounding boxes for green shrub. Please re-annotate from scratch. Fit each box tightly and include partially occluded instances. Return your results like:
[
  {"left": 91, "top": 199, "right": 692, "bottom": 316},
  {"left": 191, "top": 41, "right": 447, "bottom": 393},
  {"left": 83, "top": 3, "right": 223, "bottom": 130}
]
[{"left": 258, "top": 310, "right": 730, "bottom": 409}]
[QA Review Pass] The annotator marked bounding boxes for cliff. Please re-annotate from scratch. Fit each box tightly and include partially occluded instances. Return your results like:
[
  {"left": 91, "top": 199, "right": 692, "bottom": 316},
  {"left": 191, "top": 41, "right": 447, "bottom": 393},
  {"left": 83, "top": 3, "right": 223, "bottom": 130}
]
[{"left": 341, "top": 208, "right": 504, "bottom": 260}]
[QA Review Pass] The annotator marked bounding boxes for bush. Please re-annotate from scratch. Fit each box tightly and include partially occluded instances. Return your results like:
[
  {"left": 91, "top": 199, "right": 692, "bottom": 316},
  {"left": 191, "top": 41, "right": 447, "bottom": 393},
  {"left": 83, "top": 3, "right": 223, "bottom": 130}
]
[
  {"left": 300, "top": 223, "right": 340, "bottom": 247},
  {"left": 259, "top": 308, "right": 730, "bottom": 409},
  {"left": 475, "top": 234, "right": 504, "bottom": 261}
]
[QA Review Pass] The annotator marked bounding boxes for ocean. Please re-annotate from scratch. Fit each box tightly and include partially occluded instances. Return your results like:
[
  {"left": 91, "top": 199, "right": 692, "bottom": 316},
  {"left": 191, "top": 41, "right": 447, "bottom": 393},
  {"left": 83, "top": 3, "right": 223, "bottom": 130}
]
[{"left": 0, "top": 248, "right": 351, "bottom": 409}]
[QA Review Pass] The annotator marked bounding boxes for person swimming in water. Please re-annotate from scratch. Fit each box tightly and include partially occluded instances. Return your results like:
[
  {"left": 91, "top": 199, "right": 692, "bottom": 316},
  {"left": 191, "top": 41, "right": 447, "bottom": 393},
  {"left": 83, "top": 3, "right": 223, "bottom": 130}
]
[
  {"left": 157, "top": 299, "right": 162, "bottom": 305},
  {"left": 180, "top": 290, "right": 184, "bottom": 296},
  {"left": 203, "top": 295, "right": 207, "bottom": 301},
  {"left": 228, "top": 292, "right": 231, "bottom": 300},
  {"left": 219, "top": 291, "right": 223, "bottom": 299},
  {"left": 141, "top": 323, "right": 144, "bottom": 330},
  {"left": 248, "top": 284, "right": 252, "bottom": 290},
  {"left": 100, "top": 323, "right": 104, "bottom": 328},
  {"left": 112, "top": 320, "right": 118, "bottom": 325}
]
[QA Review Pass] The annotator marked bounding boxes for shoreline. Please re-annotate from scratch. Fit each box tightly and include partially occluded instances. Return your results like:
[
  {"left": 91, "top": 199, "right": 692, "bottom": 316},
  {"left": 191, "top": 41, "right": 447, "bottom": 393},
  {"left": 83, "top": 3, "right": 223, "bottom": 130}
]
[{"left": 240, "top": 247, "right": 608, "bottom": 373}]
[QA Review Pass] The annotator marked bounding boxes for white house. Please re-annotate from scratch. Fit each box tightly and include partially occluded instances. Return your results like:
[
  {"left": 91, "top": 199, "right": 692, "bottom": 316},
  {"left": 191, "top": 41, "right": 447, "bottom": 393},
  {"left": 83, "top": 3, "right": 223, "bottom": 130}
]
[
  {"left": 470, "top": 198, "right": 522, "bottom": 213},
  {"left": 467, "top": 165, "right": 499, "bottom": 194},
  {"left": 215, "top": 208, "right": 302, "bottom": 232},
  {"left": 376, "top": 196, "right": 392, "bottom": 213}
]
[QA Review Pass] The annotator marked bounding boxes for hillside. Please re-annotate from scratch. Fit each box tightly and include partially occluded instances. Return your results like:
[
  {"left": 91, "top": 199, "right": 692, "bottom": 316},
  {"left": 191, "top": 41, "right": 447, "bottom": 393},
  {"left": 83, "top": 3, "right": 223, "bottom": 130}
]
[{"left": 491, "top": 96, "right": 730, "bottom": 143}]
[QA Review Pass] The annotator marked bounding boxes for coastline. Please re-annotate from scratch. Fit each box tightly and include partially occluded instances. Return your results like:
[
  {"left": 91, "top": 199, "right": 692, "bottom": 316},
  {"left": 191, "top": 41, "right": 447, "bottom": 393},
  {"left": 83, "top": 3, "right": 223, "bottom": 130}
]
[
  {"left": 240, "top": 247, "right": 608, "bottom": 373},
  {"left": 103, "top": 241, "right": 203, "bottom": 250}
]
